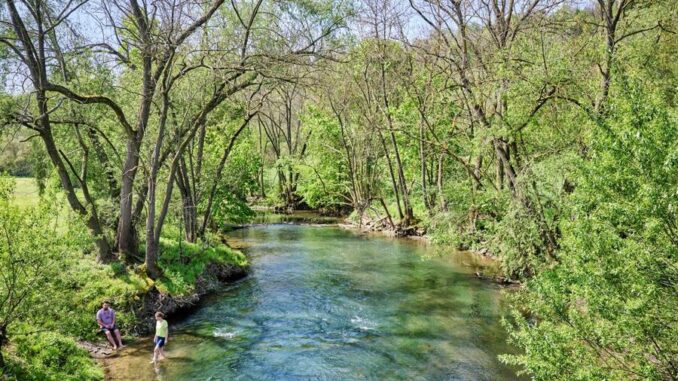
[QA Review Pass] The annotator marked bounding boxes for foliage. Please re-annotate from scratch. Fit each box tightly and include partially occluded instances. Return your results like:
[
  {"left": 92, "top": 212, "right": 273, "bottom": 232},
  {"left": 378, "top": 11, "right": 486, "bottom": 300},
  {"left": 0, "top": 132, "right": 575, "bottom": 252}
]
[
  {"left": 202, "top": 124, "right": 260, "bottom": 225},
  {"left": 297, "top": 107, "right": 352, "bottom": 209},
  {"left": 0, "top": 176, "right": 106, "bottom": 377},
  {"left": 502, "top": 81, "right": 678, "bottom": 380},
  {"left": 0, "top": 0, "right": 676, "bottom": 380},
  {"left": 0, "top": 176, "right": 77, "bottom": 330},
  {"left": 153, "top": 230, "right": 248, "bottom": 295},
  {"left": 4, "top": 330, "right": 103, "bottom": 381},
  {"left": 0, "top": 175, "right": 247, "bottom": 378}
]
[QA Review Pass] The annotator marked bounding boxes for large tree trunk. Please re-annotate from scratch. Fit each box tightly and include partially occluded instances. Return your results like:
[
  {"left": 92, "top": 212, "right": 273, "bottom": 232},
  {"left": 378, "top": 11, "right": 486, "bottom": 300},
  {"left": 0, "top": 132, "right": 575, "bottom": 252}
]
[
  {"left": 117, "top": 138, "right": 141, "bottom": 259},
  {"left": 388, "top": 128, "right": 412, "bottom": 225},
  {"left": 437, "top": 153, "right": 448, "bottom": 211},
  {"left": 144, "top": 225, "right": 162, "bottom": 280},
  {"left": 494, "top": 138, "right": 518, "bottom": 194},
  {"left": 257, "top": 122, "right": 267, "bottom": 198},
  {"left": 177, "top": 160, "right": 197, "bottom": 242},
  {"left": 377, "top": 130, "right": 403, "bottom": 220},
  {"left": 120, "top": 0, "right": 156, "bottom": 259},
  {"left": 473, "top": 155, "right": 483, "bottom": 191},
  {"left": 144, "top": 161, "right": 164, "bottom": 280},
  {"left": 287, "top": 168, "right": 296, "bottom": 207},
  {"left": 496, "top": 156, "right": 505, "bottom": 190},
  {"left": 419, "top": 122, "right": 431, "bottom": 214},
  {"left": 378, "top": 197, "right": 395, "bottom": 229},
  {"left": 259, "top": 168, "right": 266, "bottom": 198},
  {"left": 379, "top": 61, "right": 412, "bottom": 226},
  {"left": 144, "top": 81, "right": 171, "bottom": 280}
]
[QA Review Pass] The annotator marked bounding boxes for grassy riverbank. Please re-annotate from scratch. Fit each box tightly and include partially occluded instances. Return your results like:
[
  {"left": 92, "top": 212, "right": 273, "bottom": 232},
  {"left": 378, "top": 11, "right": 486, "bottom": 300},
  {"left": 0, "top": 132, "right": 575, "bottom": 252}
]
[{"left": 0, "top": 178, "right": 248, "bottom": 381}]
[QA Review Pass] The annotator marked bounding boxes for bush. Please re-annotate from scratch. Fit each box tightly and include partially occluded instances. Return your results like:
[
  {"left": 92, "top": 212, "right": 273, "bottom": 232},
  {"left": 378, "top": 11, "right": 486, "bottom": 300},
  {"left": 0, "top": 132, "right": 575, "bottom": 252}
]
[
  {"left": 7, "top": 330, "right": 103, "bottom": 381},
  {"left": 427, "top": 179, "right": 507, "bottom": 250},
  {"left": 502, "top": 80, "right": 678, "bottom": 380}
]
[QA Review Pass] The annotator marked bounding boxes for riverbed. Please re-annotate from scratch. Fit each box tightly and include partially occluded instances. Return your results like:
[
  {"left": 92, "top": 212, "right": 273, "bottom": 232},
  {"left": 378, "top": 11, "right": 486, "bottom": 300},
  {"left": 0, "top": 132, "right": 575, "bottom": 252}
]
[{"left": 104, "top": 225, "right": 522, "bottom": 380}]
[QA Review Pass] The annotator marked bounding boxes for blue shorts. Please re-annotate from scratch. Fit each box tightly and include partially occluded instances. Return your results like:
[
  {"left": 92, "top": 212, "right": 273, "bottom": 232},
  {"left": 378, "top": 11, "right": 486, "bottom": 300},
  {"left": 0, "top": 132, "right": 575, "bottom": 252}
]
[
  {"left": 101, "top": 325, "right": 118, "bottom": 335},
  {"left": 155, "top": 336, "right": 166, "bottom": 348}
]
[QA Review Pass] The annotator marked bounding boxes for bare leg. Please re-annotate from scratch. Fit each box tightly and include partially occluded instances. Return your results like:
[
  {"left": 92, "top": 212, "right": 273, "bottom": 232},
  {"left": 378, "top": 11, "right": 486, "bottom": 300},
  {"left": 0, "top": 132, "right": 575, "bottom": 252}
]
[
  {"left": 114, "top": 329, "right": 124, "bottom": 347},
  {"left": 159, "top": 346, "right": 166, "bottom": 360},
  {"left": 105, "top": 331, "right": 117, "bottom": 349},
  {"left": 151, "top": 346, "right": 159, "bottom": 364}
]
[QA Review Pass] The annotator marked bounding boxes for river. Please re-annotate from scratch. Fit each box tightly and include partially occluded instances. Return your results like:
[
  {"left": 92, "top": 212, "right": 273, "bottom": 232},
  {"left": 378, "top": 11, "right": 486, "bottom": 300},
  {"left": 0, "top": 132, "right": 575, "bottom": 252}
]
[{"left": 105, "top": 224, "right": 523, "bottom": 380}]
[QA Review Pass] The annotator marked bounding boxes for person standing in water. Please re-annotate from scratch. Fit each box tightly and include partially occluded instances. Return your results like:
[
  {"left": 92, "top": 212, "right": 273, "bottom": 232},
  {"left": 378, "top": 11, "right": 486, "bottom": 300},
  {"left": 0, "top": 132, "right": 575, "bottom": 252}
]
[{"left": 151, "top": 311, "right": 169, "bottom": 365}]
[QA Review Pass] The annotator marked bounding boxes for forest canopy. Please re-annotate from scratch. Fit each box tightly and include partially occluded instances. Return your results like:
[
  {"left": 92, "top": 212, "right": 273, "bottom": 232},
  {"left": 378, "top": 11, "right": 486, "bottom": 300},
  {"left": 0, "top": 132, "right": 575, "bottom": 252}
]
[{"left": 1, "top": 0, "right": 676, "bottom": 380}]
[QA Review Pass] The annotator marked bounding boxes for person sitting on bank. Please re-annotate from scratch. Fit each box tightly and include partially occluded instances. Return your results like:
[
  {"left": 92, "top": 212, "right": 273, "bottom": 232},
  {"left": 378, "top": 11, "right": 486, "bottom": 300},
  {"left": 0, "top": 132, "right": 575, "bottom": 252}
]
[{"left": 96, "top": 301, "right": 124, "bottom": 350}]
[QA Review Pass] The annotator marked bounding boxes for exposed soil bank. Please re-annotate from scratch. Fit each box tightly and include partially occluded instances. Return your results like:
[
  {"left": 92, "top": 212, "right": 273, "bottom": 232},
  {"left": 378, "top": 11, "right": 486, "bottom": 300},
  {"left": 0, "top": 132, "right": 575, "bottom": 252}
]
[
  {"left": 346, "top": 214, "right": 427, "bottom": 238},
  {"left": 80, "top": 261, "right": 247, "bottom": 360},
  {"left": 134, "top": 262, "right": 248, "bottom": 334}
]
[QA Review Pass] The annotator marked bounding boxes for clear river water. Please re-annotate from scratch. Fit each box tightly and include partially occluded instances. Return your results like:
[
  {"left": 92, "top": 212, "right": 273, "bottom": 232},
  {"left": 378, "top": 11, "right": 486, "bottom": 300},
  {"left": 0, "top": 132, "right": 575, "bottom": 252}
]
[{"left": 105, "top": 224, "right": 523, "bottom": 380}]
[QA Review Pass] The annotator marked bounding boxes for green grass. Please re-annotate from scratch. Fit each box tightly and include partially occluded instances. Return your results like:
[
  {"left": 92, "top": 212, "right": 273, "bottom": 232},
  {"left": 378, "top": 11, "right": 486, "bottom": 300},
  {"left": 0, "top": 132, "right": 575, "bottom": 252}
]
[
  {"left": 59, "top": 233, "right": 248, "bottom": 330},
  {"left": 2, "top": 229, "right": 248, "bottom": 380},
  {"left": 5, "top": 176, "right": 248, "bottom": 336},
  {"left": 4, "top": 331, "right": 104, "bottom": 381},
  {"left": 1, "top": 253, "right": 145, "bottom": 381},
  {"left": 154, "top": 231, "right": 248, "bottom": 295},
  {"left": 12, "top": 177, "right": 40, "bottom": 208},
  {"left": 5, "top": 175, "right": 248, "bottom": 331}
]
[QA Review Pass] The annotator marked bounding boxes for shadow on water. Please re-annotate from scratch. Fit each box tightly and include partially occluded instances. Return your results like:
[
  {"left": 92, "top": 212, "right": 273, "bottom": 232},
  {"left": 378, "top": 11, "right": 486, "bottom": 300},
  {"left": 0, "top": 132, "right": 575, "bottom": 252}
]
[{"left": 105, "top": 225, "right": 526, "bottom": 381}]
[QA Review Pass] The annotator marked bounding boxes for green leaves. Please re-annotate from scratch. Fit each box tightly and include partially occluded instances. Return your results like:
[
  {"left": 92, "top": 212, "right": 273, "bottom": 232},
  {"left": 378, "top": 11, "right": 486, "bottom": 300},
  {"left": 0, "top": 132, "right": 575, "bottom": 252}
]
[
  {"left": 10, "top": 330, "right": 103, "bottom": 381},
  {"left": 503, "top": 78, "right": 678, "bottom": 380}
]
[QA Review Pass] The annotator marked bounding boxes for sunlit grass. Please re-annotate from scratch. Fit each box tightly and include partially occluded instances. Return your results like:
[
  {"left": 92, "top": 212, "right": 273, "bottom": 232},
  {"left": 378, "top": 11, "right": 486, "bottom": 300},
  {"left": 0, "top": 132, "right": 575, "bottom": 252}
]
[
  {"left": 12, "top": 177, "right": 40, "bottom": 208},
  {"left": 9, "top": 177, "right": 79, "bottom": 235},
  {"left": 9, "top": 176, "right": 248, "bottom": 297}
]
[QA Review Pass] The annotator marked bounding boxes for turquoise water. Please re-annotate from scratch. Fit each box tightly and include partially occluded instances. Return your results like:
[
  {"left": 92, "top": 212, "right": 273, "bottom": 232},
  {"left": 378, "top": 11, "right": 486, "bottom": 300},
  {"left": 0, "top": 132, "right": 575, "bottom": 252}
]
[{"left": 106, "top": 225, "right": 522, "bottom": 380}]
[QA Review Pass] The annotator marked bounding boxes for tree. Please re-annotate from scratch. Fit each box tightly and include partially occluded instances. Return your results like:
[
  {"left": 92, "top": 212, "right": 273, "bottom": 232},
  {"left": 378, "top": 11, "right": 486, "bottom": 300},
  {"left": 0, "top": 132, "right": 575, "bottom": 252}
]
[
  {"left": 258, "top": 81, "right": 311, "bottom": 209},
  {"left": 0, "top": 177, "right": 85, "bottom": 369},
  {"left": 1, "top": 0, "right": 114, "bottom": 261},
  {"left": 1, "top": 0, "right": 349, "bottom": 278},
  {"left": 140, "top": 0, "right": 347, "bottom": 278},
  {"left": 502, "top": 78, "right": 678, "bottom": 381}
]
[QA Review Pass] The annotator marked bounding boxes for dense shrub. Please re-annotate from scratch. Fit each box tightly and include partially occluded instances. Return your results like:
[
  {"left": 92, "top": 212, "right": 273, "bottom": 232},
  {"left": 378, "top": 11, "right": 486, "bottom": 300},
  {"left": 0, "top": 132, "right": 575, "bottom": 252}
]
[
  {"left": 502, "top": 81, "right": 678, "bottom": 380},
  {"left": 6, "top": 331, "right": 103, "bottom": 381}
]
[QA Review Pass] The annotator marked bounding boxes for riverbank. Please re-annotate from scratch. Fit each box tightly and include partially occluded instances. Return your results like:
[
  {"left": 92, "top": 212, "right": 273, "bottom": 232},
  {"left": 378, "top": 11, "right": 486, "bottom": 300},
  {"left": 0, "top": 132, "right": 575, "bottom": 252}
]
[
  {"left": 81, "top": 260, "right": 247, "bottom": 364},
  {"left": 102, "top": 224, "right": 526, "bottom": 381},
  {"left": 83, "top": 241, "right": 249, "bottom": 352},
  {"left": 0, "top": 230, "right": 248, "bottom": 381}
]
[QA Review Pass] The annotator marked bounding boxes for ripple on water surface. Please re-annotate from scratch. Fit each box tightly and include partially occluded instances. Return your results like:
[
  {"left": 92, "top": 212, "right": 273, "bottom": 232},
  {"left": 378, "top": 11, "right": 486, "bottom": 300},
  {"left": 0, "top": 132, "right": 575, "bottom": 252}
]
[{"left": 105, "top": 225, "right": 524, "bottom": 381}]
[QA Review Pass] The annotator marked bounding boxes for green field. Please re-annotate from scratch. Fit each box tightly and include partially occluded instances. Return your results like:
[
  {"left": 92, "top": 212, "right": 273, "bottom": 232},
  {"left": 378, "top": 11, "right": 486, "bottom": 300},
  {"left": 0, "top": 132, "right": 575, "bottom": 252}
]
[{"left": 12, "top": 177, "right": 40, "bottom": 208}]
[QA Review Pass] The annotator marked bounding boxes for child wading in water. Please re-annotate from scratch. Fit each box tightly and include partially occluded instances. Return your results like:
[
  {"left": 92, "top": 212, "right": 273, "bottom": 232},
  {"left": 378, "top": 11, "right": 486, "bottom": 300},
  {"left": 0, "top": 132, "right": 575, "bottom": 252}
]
[{"left": 151, "top": 311, "right": 169, "bottom": 365}]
